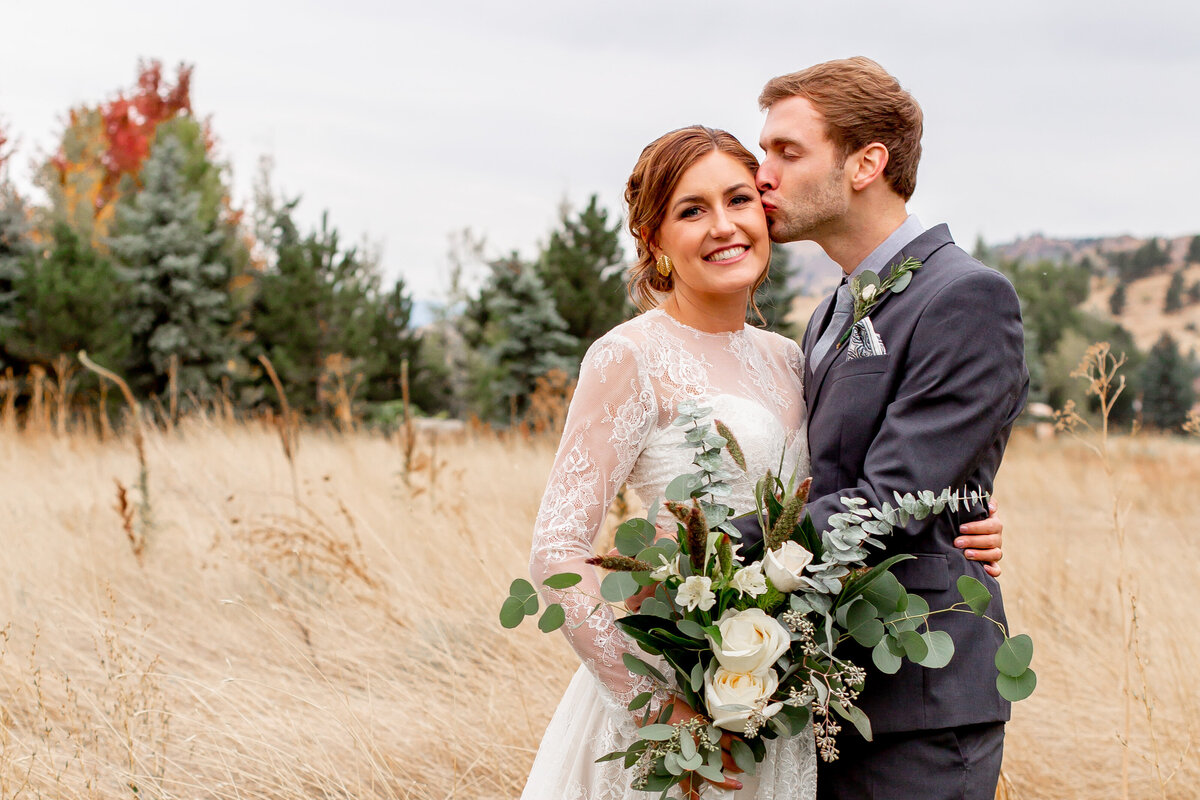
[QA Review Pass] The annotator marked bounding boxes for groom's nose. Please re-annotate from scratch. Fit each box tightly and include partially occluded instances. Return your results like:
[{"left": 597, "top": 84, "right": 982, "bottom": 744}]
[{"left": 756, "top": 163, "right": 776, "bottom": 192}]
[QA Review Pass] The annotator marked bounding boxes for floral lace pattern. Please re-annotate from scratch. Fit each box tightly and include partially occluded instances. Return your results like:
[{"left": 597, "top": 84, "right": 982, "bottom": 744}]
[{"left": 526, "top": 308, "right": 815, "bottom": 800}]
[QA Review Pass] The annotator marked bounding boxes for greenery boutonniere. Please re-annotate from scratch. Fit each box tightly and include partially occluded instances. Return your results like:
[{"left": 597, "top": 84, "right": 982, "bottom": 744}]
[{"left": 838, "top": 256, "right": 922, "bottom": 347}]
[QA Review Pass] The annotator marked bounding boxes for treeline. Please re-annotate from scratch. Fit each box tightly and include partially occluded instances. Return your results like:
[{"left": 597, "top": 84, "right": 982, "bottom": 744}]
[
  {"left": 974, "top": 239, "right": 1198, "bottom": 433},
  {"left": 0, "top": 61, "right": 800, "bottom": 430}
]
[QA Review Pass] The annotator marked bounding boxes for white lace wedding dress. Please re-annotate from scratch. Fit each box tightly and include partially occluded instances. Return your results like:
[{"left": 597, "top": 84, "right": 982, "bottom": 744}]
[{"left": 525, "top": 308, "right": 818, "bottom": 800}]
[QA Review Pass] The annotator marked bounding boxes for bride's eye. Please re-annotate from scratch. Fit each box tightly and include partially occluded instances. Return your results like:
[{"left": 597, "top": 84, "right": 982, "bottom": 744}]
[
  {"left": 730, "top": 194, "right": 755, "bottom": 206},
  {"left": 680, "top": 206, "right": 703, "bottom": 219}
]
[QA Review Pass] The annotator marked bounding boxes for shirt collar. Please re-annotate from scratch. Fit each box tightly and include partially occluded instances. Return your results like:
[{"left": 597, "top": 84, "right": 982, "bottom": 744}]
[{"left": 846, "top": 215, "right": 925, "bottom": 284}]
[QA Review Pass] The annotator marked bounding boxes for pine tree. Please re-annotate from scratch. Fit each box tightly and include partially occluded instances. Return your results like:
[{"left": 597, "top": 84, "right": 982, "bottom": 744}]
[
  {"left": 0, "top": 183, "right": 34, "bottom": 354},
  {"left": 1164, "top": 271, "right": 1184, "bottom": 312},
  {"left": 1140, "top": 333, "right": 1196, "bottom": 432},
  {"left": 1187, "top": 235, "right": 1200, "bottom": 264},
  {"left": 466, "top": 254, "right": 578, "bottom": 422},
  {"left": 249, "top": 207, "right": 382, "bottom": 416},
  {"left": 5, "top": 222, "right": 131, "bottom": 377},
  {"left": 109, "top": 131, "right": 232, "bottom": 399},
  {"left": 1109, "top": 282, "right": 1127, "bottom": 316},
  {"left": 535, "top": 195, "right": 627, "bottom": 359},
  {"left": 755, "top": 243, "right": 802, "bottom": 339}
]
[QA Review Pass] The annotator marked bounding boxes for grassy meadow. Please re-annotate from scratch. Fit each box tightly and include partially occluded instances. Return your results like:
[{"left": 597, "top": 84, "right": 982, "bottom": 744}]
[{"left": 0, "top": 415, "right": 1197, "bottom": 799}]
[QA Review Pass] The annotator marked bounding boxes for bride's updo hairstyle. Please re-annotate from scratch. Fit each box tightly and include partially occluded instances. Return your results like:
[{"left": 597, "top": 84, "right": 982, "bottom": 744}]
[{"left": 624, "top": 125, "right": 769, "bottom": 315}]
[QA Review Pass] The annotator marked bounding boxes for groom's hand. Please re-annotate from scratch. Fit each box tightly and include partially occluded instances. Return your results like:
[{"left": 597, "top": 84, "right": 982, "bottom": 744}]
[{"left": 955, "top": 499, "right": 1004, "bottom": 577}]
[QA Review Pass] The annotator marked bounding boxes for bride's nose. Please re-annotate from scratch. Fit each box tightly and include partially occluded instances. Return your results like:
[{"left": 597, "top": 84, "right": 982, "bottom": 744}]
[{"left": 710, "top": 208, "right": 736, "bottom": 238}]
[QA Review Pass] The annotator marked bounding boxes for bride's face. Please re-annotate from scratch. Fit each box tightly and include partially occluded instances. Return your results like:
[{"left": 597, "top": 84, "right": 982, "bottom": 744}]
[{"left": 652, "top": 151, "right": 770, "bottom": 302}]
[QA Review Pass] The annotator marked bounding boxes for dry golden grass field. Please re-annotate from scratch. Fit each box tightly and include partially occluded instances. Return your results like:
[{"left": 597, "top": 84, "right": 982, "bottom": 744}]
[{"left": 1, "top": 417, "right": 1198, "bottom": 799}]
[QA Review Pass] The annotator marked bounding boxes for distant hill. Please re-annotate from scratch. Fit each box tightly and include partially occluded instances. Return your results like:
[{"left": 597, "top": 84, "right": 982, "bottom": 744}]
[{"left": 785, "top": 232, "right": 1200, "bottom": 356}]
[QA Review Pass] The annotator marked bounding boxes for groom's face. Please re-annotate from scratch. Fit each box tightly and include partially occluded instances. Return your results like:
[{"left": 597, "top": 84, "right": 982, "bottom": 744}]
[{"left": 756, "top": 96, "right": 850, "bottom": 243}]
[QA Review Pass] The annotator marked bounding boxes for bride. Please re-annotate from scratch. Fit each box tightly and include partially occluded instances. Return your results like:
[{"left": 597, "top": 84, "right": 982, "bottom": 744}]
[{"left": 524, "top": 126, "right": 1002, "bottom": 800}]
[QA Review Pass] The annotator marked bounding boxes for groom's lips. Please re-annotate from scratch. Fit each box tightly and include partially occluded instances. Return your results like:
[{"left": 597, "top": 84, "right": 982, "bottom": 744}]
[{"left": 761, "top": 201, "right": 777, "bottom": 213}]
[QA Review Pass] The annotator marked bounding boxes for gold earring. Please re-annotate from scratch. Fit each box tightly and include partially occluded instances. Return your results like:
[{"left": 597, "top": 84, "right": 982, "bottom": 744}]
[{"left": 656, "top": 254, "right": 673, "bottom": 277}]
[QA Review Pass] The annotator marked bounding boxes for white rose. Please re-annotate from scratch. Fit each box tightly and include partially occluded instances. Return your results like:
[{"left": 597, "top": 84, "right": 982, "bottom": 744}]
[
  {"left": 763, "top": 541, "right": 814, "bottom": 593},
  {"left": 860, "top": 283, "right": 878, "bottom": 302},
  {"left": 677, "top": 575, "right": 716, "bottom": 612},
  {"left": 704, "top": 665, "right": 783, "bottom": 731},
  {"left": 729, "top": 562, "right": 768, "bottom": 598},
  {"left": 707, "top": 608, "right": 791, "bottom": 674}
]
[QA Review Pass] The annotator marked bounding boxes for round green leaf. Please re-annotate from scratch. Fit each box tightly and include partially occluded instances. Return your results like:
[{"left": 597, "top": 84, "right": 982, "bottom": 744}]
[
  {"left": 897, "top": 630, "right": 928, "bottom": 662},
  {"left": 542, "top": 572, "right": 582, "bottom": 590},
  {"left": 499, "top": 596, "right": 526, "bottom": 629},
  {"left": 917, "top": 630, "right": 955, "bottom": 668},
  {"left": 665, "top": 474, "right": 704, "bottom": 502},
  {"left": 860, "top": 269, "right": 881, "bottom": 288},
  {"left": 891, "top": 269, "right": 913, "bottom": 293},
  {"left": 509, "top": 578, "right": 535, "bottom": 598},
  {"left": 537, "top": 603, "right": 566, "bottom": 633},
  {"left": 997, "top": 668, "right": 1037, "bottom": 701},
  {"left": 872, "top": 637, "right": 903, "bottom": 674},
  {"left": 601, "top": 571, "right": 640, "bottom": 603},
  {"left": 850, "top": 618, "right": 886, "bottom": 648},
  {"left": 904, "top": 593, "right": 930, "bottom": 618},
  {"left": 679, "top": 727, "right": 697, "bottom": 759},
  {"left": 956, "top": 575, "right": 992, "bottom": 616},
  {"left": 616, "top": 518, "right": 657, "bottom": 556},
  {"left": 862, "top": 570, "right": 905, "bottom": 614},
  {"left": 995, "top": 634, "right": 1034, "bottom": 677}
]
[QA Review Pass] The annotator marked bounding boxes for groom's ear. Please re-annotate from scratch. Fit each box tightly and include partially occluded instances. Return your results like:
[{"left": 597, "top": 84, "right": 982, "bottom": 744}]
[{"left": 849, "top": 142, "right": 890, "bottom": 192}]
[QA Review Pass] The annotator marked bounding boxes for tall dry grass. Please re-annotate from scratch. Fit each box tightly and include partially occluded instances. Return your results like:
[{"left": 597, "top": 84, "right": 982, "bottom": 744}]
[{"left": 0, "top": 416, "right": 1197, "bottom": 798}]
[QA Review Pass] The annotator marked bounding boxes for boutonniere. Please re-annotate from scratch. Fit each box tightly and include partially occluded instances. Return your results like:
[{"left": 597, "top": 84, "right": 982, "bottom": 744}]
[{"left": 838, "top": 256, "right": 922, "bottom": 347}]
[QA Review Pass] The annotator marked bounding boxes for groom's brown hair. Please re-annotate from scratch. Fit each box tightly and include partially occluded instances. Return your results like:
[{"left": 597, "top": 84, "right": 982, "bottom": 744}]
[{"left": 759, "top": 57, "right": 923, "bottom": 201}]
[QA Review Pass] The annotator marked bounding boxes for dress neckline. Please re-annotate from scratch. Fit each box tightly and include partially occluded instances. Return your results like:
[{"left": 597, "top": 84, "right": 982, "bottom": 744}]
[{"left": 647, "top": 307, "right": 747, "bottom": 338}]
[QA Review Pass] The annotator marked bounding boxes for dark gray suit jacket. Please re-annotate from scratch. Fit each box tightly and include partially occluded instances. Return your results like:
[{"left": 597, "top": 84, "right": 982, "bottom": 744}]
[{"left": 801, "top": 224, "right": 1029, "bottom": 735}]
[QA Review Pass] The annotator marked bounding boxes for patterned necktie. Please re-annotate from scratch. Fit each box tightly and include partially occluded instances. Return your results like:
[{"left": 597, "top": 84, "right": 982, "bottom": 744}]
[{"left": 810, "top": 282, "right": 853, "bottom": 368}]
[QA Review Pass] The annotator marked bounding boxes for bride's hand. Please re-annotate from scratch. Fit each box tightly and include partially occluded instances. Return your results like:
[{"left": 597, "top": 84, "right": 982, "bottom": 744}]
[
  {"left": 650, "top": 698, "right": 743, "bottom": 798},
  {"left": 955, "top": 498, "right": 1004, "bottom": 577}
]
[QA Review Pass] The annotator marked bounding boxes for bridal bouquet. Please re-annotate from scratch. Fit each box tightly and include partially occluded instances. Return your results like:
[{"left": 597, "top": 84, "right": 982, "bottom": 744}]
[{"left": 502, "top": 400, "right": 1034, "bottom": 796}]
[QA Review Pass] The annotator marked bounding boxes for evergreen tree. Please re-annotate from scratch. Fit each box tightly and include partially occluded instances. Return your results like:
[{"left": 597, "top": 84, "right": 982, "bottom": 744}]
[
  {"left": 971, "top": 235, "right": 993, "bottom": 264},
  {"left": 1164, "top": 270, "right": 1184, "bottom": 312},
  {"left": 1140, "top": 333, "right": 1196, "bottom": 431},
  {"left": 360, "top": 275, "right": 452, "bottom": 415},
  {"left": 0, "top": 183, "right": 34, "bottom": 356},
  {"left": 5, "top": 222, "right": 131, "bottom": 378},
  {"left": 466, "top": 254, "right": 578, "bottom": 422},
  {"left": 1188, "top": 280, "right": 1200, "bottom": 306},
  {"left": 1111, "top": 238, "right": 1170, "bottom": 282},
  {"left": 755, "top": 243, "right": 801, "bottom": 339},
  {"left": 1001, "top": 258, "right": 1091, "bottom": 357},
  {"left": 249, "top": 206, "right": 382, "bottom": 416},
  {"left": 109, "top": 132, "right": 232, "bottom": 399},
  {"left": 535, "top": 195, "right": 627, "bottom": 359},
  {"left": 1109, "top": 281, "right": 1127, "bottom": 316},
  {"left": 1187, "top": 235, "right": 1200, "bottom": 264}
]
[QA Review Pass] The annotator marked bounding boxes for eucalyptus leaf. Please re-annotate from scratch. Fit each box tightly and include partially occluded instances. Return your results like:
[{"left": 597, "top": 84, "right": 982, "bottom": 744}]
[
  {"left": 629, "top": 691, "right": 653, "bottom": 711},
  {"left": 542, "top": 572, "right": 582, "bottom": 590},
  {"left": 956, "top": 575, "right": 993, "bottom": 616},
  {"left": 623, "top": 652, "right": 668, "bottom": 683},
  {"left": 665, "top": 474, "right": 704, "bottom": 502},
  {"left": 616, "top": 518, "right": 658, "bottom": 556},
  {"left": 897, "top": 630, "right": 929, "bottom": 662},
  {"left": 639, "top": 597, "right": 674, "bottom": 618},
  {"left": 499, "top": 596, "right": 526, "bottom": 629},
  {"left": 537, "top": 603, "right": 566, "bottom": 633},
  {"left": 860, "top": 269, "right": 881, "bottom": 288},
  {"left": 731, "top": 738, "right": 757, "bottom": 775},
  {"left": 690, "top": 661, "right": 705, "bottom": 693},
  {"left": 509, "top": 578, "right": 536, "bottom": 599},
  {"left": 676, "top": 619, "right": 707, "bottom": 640},
  {"left": 664, "top": 752, "right": 683, "bottom": 775},
  {"left": 872, "top": 637, "right": 903, "bottom": 674},
  {"left": 917, "top": 630, "right": 955, "bottom": 668},
  {"left": 601, "top": 571, "right": 641, "bottom": 603},
  {"left": 679, "top": 728, "right": 697, "bottom": 759},
  {"left": 997, "top": 668, "right": 1037, "bottom": 701},
  {"left": 891, "top": 269, "right": 913, "bottom": 293},
  {"left": 695, "top": 764, "right": 726, "bottom": 783},
  {"left": 995, "top": 634, "right": 1034, "bottom": 677},
  {"left": 637, "top": 723, "right": 677, "bottom": 741},
  {"left": 829, "top": 701, "right": 873, "bottom": 741}
]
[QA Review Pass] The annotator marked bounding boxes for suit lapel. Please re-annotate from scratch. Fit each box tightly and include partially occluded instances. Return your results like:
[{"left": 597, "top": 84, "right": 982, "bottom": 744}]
[
  {"left": 803, "top": 291, "right": 837, "bottom": 402},
  {"left": 806, "top": 224, "right": 956, "bottom": 410}
]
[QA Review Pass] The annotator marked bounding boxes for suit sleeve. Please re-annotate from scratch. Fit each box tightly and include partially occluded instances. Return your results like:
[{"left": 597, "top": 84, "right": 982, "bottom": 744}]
[{"left": 804, "top": 268, "right": 1029, "bottom": 537}]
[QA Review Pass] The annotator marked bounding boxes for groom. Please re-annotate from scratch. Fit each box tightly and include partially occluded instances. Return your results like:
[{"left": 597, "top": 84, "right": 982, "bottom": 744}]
[{"left": 755, "top": 58, "right": 1029, "bottom": 799}]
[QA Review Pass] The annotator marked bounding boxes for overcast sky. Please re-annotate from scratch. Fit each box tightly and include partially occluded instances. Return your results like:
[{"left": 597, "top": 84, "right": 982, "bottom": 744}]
[{"left": 2, "top": 1, "right": 1197, "bottom": 302}]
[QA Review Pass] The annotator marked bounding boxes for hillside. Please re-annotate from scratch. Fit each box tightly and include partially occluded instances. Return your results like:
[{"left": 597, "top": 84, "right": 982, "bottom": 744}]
[{"left": 785, "top": 232, "right": 1200, "bottom": 358}]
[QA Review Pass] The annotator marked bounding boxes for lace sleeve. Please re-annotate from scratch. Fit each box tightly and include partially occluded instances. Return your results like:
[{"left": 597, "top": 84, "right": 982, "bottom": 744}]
[{"left": 529, "top": 335, "right": 667, "bottom": 723}]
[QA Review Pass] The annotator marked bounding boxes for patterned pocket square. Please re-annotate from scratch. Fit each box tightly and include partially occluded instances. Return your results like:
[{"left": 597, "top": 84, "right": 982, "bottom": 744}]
[{"left": 846, "top": 317, "right": 887, "bottom": 360}]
